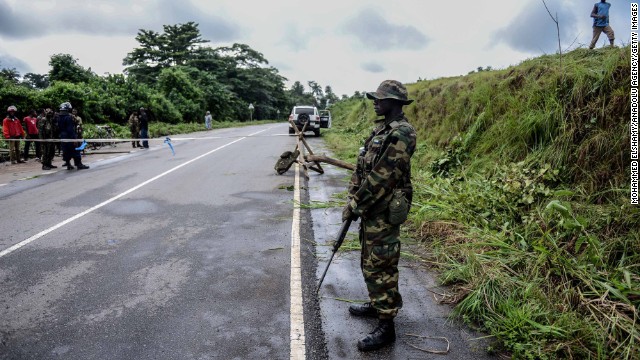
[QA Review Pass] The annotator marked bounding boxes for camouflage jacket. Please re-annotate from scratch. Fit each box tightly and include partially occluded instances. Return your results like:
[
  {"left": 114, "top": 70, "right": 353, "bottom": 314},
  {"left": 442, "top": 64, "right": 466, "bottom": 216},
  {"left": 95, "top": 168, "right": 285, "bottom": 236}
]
[
  {"left": 348, "top": 115, "right": 417, "bottom": 218},
  {"left": 37, "top": 113, "right": 58, "bottom": 139}
]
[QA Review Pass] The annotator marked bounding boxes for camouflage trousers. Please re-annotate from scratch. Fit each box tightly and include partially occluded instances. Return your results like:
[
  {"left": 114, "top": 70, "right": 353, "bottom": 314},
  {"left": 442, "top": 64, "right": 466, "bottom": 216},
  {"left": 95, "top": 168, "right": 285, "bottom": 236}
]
[
  {"left": 41, "top": 141, "right": 55, "bottom": 166},
  {"left": 360, "top": 213, "right": 402, "bottom": 320}
]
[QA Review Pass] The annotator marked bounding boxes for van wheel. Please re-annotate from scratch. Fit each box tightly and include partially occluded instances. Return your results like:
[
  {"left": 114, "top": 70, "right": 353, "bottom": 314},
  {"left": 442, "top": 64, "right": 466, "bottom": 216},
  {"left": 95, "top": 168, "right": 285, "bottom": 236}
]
[
  {"left": 314, "top": 129, "right": 321, "bottom": 137},
  {"left": 289, "top": 127, "right": 295, "bottom": 135}
]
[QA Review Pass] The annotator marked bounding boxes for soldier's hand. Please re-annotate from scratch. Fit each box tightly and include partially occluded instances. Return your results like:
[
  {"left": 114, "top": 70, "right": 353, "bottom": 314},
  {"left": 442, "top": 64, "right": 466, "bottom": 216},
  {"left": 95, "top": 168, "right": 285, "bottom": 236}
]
[{"left": 342, "top": 204, "right": 359, "bottom": 222}]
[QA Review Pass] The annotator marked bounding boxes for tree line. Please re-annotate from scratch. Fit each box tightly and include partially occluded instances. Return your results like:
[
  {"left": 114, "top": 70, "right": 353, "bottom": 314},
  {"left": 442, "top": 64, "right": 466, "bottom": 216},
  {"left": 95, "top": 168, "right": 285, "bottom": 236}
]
[{"left": 0, "top": 22, "right": 343, "bottom": 125}]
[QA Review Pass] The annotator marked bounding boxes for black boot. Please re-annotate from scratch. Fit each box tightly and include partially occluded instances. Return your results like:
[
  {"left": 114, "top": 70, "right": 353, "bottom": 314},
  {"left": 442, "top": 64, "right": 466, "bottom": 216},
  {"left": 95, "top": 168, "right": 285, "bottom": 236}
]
[
  {"left": 42, "top": 165, "right": 52, "bottom": 170},
  {"left": 357, "top": 319, "right": 396, "bottom": 352},
  {"left": 74, "top": 157, "right": 89, "bottom": 170},
  {"left": 349, "top": 302, "right": 378, "bottom": 318}
]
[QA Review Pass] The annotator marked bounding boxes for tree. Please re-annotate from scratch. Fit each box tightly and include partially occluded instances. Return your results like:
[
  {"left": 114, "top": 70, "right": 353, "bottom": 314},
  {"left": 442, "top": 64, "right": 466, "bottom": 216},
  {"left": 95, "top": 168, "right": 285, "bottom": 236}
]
[
  {"left": 48, "top": 54, "right": 93, "bottom": 83},
  {"left": 323, "top": 85, "right": 339, "bottom": 108},
  {"left": 22, "top": 73, "right": 50, "bottom": 89},
  {"left": 0, "top": 68, "right": 20, "bottom": 84},
  {"left": 307, "top": 81, "right": 323, "bottom": 107},
  {"left": 215, "top": 43, "right": 268, "bottom": 69},
  {"left": 123, "top": 22, "right": 208, "bottom": 83},
  {"left": 291, "top": 81, "right": 305, "bottom": 97},
  {"left": 157, "top": 66, "right": 204, "bottom": 122}
]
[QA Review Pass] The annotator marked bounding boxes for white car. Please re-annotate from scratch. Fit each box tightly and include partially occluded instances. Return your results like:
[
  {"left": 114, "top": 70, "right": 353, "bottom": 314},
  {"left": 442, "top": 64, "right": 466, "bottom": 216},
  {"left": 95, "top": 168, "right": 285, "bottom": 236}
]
[{"left": 289, "top": 106, "right": 321, "bottom": 136}]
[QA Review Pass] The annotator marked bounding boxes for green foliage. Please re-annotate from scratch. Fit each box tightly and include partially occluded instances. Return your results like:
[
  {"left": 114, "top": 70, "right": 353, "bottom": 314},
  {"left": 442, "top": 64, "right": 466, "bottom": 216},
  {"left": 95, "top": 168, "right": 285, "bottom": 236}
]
[
  {"left": 0, "top": 68, "right": 20, "bottom": 84},
  {"left": 158, "top": 66, "right": 204, "bottom": 122},
  {"left": 49, "top": 54, "right": 94, "bottom": 83},
  {"left": 22, "top": 73, "right": 50, "bottom": 89},
  {"left": 325, "top": 47, "right": 639, "bottom": 359}
]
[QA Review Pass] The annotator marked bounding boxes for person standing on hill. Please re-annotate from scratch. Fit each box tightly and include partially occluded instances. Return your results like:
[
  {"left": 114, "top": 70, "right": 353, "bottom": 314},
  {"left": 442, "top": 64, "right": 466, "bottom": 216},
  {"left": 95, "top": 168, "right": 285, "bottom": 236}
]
[
  {"left": 589, "top": 0, "right": 615, "bottom": 49},
  {"left": 138, "top": 107, "right": 149, "bottom": 149},
  {"left": 3, "top": 105, "right": 25, "bottom": 164},
  {"left": 22, "top": 109, "right": 41, "bottom": 162},
  {"left": 342, "top": 80, "right": 417, "bottom": 352}
]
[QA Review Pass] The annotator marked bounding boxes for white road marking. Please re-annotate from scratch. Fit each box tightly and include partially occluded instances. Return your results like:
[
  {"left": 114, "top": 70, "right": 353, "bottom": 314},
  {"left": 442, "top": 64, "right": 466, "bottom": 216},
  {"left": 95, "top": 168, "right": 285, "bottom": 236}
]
[
  {"left": 290, "top": 163, "right": 306, "bottom": 359},
  {"left": 0, "top": 127, "right": 274, "bottom": 259}
]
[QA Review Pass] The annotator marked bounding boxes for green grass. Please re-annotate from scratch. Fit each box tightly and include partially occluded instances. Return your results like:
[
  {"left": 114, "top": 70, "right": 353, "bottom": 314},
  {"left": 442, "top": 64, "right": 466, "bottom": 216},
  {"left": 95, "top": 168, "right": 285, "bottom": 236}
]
[{"left": 325, "top": 46, "right": 639, "bottom": 359}]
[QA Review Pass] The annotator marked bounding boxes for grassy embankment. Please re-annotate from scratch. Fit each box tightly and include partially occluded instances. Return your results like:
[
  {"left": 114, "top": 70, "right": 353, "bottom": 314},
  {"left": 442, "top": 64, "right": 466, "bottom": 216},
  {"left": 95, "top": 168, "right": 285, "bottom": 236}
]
[{"left": 324, "top": 47, "right": 638, "bottom": 359}]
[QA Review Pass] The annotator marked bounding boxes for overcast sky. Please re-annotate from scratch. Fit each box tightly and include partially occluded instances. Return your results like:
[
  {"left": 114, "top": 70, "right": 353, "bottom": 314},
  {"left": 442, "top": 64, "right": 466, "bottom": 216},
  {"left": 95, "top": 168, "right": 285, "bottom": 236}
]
[{"left": 0, "top": 0, "right": 633, "bottom": 96}]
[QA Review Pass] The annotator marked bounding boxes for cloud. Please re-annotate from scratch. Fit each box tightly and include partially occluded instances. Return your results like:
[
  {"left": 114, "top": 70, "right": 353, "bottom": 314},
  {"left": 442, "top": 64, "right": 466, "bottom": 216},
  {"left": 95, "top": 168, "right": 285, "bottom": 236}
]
[
  {"left": 342, "top": 8, "right": 429, "bottom": 51},
  {"left": 0, "top": 53, "right": 31, "bottom": 73},
  {"left": 496, "top": 0, "right": 577, "bottom": 53},
  {"left": 0, "top": 0, "right": 241, "bottom": 42},
  {"left": 361, "top": 62, "right": 385, "bottom": 73},
  {"left": 0, "top": 1, "right": 44, "bottom": 39},
  {"left": 280, "top": 25, "right": 309, "bottom": 52}
]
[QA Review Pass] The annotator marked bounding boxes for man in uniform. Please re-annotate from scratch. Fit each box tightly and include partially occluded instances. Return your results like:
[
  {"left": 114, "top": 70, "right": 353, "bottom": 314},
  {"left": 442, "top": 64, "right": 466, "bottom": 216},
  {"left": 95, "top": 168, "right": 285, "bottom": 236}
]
[
  {"left": 128, "top": 110, "right": 141, "bottom": 148},
  {"left": 38, "top": 108, "right": 58, "bottom": 170},
  {"left": 342, "top": 80, "right": 417, "bottom": 352},
  {"left": 57, "top": 102, "right": 89, "bottom": 170},
  {"left": 71, "top": 109, "right": 83, "bottom": 139},
  {"left": 138, "top": 107, "right": 149, "bottom": 149}
]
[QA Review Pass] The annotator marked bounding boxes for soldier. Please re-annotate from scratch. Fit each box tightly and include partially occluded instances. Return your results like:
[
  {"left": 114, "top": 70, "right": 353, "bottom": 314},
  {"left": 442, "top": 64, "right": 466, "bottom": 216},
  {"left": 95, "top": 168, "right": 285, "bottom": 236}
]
[
  {"left": 57, "top": 102, "right": 89, "bottom": 170},
  {"left": 2, "top": 105, "right": 25, "bottom": 164},
  {"left": 342, "top": 80, "right": 417, "bottom": 352},
  {"left": 38, "top": 108, "right": 58, "bottom": 170},
  {"left": 128, "top": 110, "right": 141, "bottom": 148},
  {"left": 71, "top": 108, "right": 84, "bottom": 140},
  {"left": 138, "top": 107, "right": 149, "bottom": 149}
]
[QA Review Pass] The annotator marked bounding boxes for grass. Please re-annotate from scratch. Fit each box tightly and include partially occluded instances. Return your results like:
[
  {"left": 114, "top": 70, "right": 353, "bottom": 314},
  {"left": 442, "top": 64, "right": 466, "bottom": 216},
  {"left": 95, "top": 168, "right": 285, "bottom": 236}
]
[{"left": 324, "top": 46, "right": 639, "bottom": 359}]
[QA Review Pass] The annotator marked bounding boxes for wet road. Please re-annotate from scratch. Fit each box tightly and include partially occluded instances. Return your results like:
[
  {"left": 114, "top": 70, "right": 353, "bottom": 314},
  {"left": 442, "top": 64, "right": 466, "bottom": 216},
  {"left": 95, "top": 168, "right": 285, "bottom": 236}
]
[
  {"left": 310, "top": 142, "right": 494, "bottom": 360},
  {"left": 0, "top": 123, "right": 494, "bottom": 359},
  {"left": 0, "top": 123, "right": 323, "bottom": 359}
]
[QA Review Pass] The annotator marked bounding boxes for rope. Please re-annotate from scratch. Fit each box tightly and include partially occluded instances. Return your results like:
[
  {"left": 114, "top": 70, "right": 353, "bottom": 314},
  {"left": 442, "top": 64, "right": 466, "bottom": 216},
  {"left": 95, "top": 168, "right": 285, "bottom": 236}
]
[{"left": 1, "top": 133, "right": 292, "bottom": 143}]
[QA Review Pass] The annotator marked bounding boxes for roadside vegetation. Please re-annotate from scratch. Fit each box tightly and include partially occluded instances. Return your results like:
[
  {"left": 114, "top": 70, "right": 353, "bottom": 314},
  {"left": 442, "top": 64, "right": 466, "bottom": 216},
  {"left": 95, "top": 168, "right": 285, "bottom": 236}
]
[
  {"left": 1, "top": 22, "right": 343, "bottom": 154},
  {"left": 324, "top": 47, "right": 638, "bottom": 359}
]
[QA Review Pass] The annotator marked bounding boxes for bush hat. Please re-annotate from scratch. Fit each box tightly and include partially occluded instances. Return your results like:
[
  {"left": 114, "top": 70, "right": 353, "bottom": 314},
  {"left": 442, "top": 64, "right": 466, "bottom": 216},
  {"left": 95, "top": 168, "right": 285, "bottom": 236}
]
[{"left": 366, "top": 80, "right": 414, "bottom": 105}]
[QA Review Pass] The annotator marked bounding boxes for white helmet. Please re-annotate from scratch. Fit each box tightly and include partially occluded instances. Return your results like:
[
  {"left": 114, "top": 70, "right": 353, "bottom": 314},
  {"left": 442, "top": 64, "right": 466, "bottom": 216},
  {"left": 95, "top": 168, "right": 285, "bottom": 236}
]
[
  {"left": 7, "top": 105, "right": 17, "bottom": 112},
  {"left": 59, "top": 102, "right": 72, "bottom": 111}
]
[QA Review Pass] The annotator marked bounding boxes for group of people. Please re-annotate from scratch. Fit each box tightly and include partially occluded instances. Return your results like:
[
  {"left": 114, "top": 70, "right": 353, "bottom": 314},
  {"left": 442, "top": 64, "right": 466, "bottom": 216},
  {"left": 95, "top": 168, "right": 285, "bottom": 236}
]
[
  {"left": 127, "top": 107, "right": 149, "bottom": 148},
  {"left": 2, "top": 103, "right": 88, "bottom": 170}
]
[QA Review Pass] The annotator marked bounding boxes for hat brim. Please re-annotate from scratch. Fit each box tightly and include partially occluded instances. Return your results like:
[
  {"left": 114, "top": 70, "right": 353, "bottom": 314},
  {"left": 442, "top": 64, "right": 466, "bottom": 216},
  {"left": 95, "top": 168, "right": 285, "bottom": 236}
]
[{"left": 366, "top": 92, "right": 414, "bottom": 105}]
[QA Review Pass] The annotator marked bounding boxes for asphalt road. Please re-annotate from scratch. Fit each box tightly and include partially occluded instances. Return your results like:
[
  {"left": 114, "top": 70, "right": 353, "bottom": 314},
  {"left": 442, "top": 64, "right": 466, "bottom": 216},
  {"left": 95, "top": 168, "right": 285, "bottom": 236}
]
[
  {"left": 0, "top": 123, "right": 494, "bottom": 360},
  {"left": 0, "top": 124, "right": 312, "bottom": 359}
]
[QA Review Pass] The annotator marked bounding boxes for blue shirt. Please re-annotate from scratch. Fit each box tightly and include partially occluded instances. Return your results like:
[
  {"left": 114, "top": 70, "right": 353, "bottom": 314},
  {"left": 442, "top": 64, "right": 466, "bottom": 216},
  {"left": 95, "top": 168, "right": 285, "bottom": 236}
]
[{"left": 593, "top": 2, "right": 611, "bottom": 27}]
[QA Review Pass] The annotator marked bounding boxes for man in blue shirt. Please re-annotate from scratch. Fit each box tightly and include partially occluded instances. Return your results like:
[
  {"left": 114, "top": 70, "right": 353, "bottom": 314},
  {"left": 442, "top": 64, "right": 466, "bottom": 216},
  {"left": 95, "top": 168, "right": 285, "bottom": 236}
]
[{"left": 589, "top": 0, "right": 615, "bottom": 49}]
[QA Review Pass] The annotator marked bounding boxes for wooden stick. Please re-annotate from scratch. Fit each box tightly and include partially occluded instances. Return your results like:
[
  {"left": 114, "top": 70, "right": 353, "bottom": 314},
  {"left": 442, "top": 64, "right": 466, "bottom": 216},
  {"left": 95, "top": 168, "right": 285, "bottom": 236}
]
[{"left": 305, "top": 155, "right": 355, "bottom": 171}]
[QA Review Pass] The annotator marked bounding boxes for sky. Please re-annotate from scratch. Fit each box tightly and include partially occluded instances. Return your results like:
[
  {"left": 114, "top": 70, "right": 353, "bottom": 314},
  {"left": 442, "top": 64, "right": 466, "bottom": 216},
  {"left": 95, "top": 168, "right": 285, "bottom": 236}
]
[{"left": 0, "top": 0, "right": 634, "bottom": 97}]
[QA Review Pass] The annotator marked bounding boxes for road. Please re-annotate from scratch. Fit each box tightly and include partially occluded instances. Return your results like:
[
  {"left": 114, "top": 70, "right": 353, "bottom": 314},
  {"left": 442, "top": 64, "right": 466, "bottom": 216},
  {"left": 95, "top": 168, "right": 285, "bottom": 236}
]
[{"left": 0, "top": 123, "right": 493, "bottom": 359}]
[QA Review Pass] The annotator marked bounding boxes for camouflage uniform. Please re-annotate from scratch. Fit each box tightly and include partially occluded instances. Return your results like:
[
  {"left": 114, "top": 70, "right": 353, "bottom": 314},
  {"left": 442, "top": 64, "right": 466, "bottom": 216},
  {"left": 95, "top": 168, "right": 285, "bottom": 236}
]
[
  {"left": 348, "top": 114, "right": 416, "bottom": 320},
  {"left": 37, "top": 111, "right": 57, "bottom": 168},
  {"left": 128, "top": 113, "right": 140, "bottom": 147}
]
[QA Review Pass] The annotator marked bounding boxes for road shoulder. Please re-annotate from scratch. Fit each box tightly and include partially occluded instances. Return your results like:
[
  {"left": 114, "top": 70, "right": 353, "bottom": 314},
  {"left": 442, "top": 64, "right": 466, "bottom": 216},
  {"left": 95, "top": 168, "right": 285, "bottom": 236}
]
[{"left": 306, "top": 139, "right": 495, "bottom": 359}]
